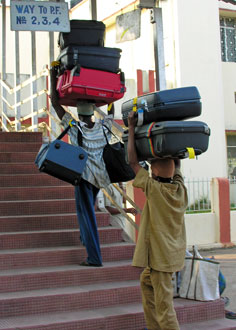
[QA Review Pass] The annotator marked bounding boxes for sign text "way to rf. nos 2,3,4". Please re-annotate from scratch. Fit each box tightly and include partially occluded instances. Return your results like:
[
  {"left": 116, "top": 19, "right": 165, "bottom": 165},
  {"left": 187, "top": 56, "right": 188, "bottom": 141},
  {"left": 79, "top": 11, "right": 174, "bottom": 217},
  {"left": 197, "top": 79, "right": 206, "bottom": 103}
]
[{"left": 10, "top": 1, "right": 70, "bottom": 32}]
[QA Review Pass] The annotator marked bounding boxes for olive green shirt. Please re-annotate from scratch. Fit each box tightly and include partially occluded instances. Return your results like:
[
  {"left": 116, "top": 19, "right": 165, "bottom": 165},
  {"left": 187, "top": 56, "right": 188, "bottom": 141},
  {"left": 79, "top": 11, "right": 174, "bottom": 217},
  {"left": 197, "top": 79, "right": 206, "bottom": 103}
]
[{"left": 132, "top": 168, "right": 188, "bottom": 272}]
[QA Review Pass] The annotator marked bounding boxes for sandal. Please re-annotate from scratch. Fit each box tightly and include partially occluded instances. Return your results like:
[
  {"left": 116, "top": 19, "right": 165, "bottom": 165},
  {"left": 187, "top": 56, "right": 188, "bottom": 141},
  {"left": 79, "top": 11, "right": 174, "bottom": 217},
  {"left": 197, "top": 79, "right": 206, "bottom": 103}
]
[
  {"left": 221, "top": 296, "right": 230, "bottom": 307},
  {"left": 80, "top": 261, "right": 103, "bottom": 267},
  {"left": 225, "top": 310, "right": 236, "bottom": 319}
]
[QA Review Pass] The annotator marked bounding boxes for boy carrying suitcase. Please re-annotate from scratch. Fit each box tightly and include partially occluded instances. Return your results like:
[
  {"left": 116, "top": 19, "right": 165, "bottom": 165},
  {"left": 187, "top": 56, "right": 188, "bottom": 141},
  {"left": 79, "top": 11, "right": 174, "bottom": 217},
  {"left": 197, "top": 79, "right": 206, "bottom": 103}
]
[{"left": 127, "top": 111, "right": 188, "bottom": 330}]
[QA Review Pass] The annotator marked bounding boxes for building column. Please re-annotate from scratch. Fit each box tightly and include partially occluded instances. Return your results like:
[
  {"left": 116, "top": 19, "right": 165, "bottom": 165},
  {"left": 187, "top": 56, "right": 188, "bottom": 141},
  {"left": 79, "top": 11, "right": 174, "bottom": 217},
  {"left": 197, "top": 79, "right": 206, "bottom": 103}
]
[{"left": 212, "top": 178, "right": 232, "bottom": 245}]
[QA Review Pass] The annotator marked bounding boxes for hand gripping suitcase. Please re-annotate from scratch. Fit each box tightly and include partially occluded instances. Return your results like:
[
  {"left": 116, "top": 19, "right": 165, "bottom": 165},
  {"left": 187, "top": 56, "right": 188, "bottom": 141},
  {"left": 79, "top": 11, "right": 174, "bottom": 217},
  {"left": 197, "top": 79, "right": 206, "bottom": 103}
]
[
  {"left": 57, "top": 45, "right": 122, "bottom": 74},
  {"left": 121, "top": 86, "right": 202, "bottom": 127},
  {"left": 35, "top": 123, "right": 88, "bottom": 186},
  {"left": 56, "top": 66, "right": 126, "bottom": 107},
  {"left": 122, "top": 120, "right": 210, "bottom": 161},
  {"left": 58, "top": 19, "right": 105, "bottom": 50}
]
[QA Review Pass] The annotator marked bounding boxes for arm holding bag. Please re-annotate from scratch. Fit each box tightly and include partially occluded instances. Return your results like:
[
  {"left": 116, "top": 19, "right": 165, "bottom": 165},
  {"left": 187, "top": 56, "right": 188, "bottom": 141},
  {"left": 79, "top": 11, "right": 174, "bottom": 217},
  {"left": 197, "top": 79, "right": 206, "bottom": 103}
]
[{"left": 102, "top": 125, "right": 135, "bottom": 183}]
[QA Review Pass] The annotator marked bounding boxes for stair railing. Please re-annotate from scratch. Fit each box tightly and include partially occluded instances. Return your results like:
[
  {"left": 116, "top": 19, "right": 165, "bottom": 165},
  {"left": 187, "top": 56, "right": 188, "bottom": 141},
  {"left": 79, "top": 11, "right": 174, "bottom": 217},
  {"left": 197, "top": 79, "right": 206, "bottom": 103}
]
[{"left": 102, "top": 183, "right": 141, "bottom": 231}]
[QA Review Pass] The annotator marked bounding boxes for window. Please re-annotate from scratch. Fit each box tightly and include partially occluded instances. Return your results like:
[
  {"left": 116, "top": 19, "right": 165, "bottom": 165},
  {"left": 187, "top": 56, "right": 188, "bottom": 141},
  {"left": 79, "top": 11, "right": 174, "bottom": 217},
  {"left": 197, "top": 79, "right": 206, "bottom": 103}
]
[
  {"left": 220, "top": 17, "right": 236, "bottom": 62},
  {"left": 227, "top": 134, "right": 236, "bottom": 177}
]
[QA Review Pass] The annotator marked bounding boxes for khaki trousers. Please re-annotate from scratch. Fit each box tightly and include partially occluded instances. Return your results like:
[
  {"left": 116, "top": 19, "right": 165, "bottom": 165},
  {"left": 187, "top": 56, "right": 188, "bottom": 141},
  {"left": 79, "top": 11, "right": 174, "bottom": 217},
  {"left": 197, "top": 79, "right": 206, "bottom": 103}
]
[{"left": 140, "top": 267, "right": 180, "bottom": 330}]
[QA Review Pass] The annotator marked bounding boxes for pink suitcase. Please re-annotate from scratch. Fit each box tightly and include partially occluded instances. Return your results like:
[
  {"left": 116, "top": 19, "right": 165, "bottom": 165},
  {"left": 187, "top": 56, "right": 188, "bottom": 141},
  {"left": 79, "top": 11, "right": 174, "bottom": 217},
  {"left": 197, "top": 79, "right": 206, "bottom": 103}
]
[{"left": 56, "top": 66, "right": 126, "bottom": 107}]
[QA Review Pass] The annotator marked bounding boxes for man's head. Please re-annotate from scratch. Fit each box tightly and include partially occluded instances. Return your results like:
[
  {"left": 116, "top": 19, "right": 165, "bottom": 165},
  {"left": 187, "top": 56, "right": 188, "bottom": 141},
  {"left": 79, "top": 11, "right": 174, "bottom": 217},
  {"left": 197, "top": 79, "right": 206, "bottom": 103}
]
[
  {"left": 77, "top": 101, "right": 94, "bottom": 117},
  {"left": 150, "top": 158, "right": 175, "bottom": 179}
]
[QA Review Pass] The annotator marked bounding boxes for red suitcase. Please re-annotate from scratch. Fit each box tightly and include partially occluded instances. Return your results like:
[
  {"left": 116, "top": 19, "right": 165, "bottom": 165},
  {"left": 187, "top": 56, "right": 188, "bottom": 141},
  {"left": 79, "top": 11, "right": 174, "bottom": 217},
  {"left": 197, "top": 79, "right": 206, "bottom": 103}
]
[{"left": 56, "top": 66, "right": 126, "bottom": 107}]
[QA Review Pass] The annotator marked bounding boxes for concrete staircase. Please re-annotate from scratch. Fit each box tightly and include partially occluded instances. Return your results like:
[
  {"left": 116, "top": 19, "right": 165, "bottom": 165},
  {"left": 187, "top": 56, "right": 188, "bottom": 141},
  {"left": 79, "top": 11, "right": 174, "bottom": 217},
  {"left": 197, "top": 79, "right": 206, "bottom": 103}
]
[{"left": 0, "top": 131, "right": 235, "bottom": 330}]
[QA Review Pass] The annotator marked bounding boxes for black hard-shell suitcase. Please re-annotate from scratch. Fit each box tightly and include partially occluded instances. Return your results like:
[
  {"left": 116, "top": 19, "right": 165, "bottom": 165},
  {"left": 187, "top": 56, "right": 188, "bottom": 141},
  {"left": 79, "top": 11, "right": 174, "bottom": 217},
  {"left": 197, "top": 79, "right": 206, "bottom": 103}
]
[
  {"left": 122, "top": 86, "right": 202, "bottom": 127},
  {"left": 57, "top": 45, "right": 122, "bottom": 74},
  {"left": 122, "top": 121, "right": 210, "bottom": 160},
  {"left": 58, "top": 20, "right": 105, "bottom": 50}
]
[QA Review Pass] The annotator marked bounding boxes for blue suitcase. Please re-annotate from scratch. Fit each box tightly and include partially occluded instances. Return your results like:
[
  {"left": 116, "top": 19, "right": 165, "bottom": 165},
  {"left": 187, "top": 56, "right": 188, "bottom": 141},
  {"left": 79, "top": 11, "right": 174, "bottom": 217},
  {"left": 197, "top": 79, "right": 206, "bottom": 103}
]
[
  {"left": 121, "top": 86, "right": 202, "bottom": 127},
  {"left": 35, "top": 124, "right": 88, "bottom": 186}
]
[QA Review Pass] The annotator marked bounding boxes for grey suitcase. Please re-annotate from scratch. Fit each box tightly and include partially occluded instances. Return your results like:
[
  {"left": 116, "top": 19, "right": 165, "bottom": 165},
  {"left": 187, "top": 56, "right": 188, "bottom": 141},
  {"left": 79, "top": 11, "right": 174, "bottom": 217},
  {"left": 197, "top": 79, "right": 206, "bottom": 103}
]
[
  {"left": 122, "top": 86, "right": 202, "bottom": 127},
  {"left": 122, "top": 120, "right": 210, "bottom": 160}
]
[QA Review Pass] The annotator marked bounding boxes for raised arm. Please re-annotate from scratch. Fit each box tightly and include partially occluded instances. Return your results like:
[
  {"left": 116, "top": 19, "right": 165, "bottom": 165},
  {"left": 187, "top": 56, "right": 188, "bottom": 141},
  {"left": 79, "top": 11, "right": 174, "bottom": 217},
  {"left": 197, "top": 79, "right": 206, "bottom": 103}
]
[
  {"left": 127, "top": 112, "right": 141, "bottom": 175},
  {"left": 49, "top": 66, "right": 65, "bottom": 120}
]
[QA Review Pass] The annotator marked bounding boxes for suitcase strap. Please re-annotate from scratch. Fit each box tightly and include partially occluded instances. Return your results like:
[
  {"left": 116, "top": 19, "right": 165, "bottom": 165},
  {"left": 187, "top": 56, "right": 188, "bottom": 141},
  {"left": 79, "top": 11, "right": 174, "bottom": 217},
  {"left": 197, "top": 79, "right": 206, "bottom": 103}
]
[
  {"left": 186, "top": 147, "right": 195, "bottom": 159},
  {"left": 146, "top": 122, "right": 157, "bottom": 158},
  {"left": 57, "top": 119, "right": 83, "bottom": 147}
]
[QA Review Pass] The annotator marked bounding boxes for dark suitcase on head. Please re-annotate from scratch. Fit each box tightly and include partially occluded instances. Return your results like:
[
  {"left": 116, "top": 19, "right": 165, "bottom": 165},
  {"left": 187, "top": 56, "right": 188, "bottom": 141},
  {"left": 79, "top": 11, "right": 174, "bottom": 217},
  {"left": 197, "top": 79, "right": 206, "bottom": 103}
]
[
  {"left": 56, "top": 66, "right": 126, "bottom": 107},
  {"left": 58, "top": 19, "right": 105, "bottom": 50},
  {"left": 35, "top": 125, "right": 88, "bottom": 186},
  {"left": 57, "top": 45, "right": 122, "bottom": 74},
  {"left": 121, "top": 87, "right": 202, "bottom": 127},
  {"left": 122, "top": 121, "right": 210, "bottom": 160}
]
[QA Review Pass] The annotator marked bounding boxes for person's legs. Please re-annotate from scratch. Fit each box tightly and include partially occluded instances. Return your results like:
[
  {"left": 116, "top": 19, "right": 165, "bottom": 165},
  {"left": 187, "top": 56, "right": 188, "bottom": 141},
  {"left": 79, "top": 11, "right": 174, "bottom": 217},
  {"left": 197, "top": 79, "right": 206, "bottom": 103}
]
[
  {"left": 151, "top": 270, "right": 180, "bottom": 330},
  {"left": 74, "top": 179, "right": 102, "bottom": 266},
  {"left": 140, "top": 267, "right": 161, "bottom": 330}
]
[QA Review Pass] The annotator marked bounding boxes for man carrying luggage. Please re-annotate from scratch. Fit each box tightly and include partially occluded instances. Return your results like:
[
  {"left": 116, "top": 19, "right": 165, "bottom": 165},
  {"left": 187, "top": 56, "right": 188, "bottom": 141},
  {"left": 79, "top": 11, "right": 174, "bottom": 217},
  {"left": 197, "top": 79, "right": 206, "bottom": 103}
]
[
  {"left": 50, "top": 64, "right": 114, "bottom": 267},
  {"left": 127, "top": 111, "right": 188, "bottom": 330}
]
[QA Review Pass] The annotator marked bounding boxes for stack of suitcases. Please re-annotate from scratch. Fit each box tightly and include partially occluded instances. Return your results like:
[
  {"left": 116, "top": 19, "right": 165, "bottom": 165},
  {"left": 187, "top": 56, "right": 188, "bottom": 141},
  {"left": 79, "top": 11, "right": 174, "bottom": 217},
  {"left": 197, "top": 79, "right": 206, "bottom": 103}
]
[
  {"left": 55, "top": 19, "right": 126, "bottom": 107},
  {"left": 121, "top": 87, "right": 211, "bottom": 160}
]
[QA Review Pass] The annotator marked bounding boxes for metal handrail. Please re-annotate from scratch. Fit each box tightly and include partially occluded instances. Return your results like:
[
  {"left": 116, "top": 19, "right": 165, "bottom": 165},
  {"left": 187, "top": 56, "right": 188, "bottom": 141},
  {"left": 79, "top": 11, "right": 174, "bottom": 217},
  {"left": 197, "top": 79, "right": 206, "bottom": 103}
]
[{"left": 102, "top": 187, "right": 139, "bottom": 231}]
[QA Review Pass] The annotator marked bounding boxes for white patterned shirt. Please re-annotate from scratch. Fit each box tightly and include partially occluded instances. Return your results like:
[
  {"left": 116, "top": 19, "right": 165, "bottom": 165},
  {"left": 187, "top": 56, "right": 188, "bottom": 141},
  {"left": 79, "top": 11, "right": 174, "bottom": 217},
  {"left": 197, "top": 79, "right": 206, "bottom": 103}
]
[{"left": 61, "top": 112, "right": 113, "bottom": 188}]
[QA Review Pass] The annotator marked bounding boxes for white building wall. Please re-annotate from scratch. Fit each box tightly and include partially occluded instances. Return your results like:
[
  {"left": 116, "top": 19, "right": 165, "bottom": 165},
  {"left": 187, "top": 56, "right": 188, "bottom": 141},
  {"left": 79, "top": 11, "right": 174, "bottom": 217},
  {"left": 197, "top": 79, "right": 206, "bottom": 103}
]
[{"left": 166, "top": 0, "right": 228, "bottom": 179}]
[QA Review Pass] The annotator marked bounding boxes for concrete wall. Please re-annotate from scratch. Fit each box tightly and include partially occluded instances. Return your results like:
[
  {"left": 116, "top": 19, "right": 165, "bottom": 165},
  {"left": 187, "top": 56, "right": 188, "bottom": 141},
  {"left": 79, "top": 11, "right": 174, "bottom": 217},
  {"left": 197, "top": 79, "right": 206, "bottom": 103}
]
[
  {"left": 185, "top": 213, "right": 218, "bottom": 247},
  {"left": 231, "top": 211, "right": 236, "bottom": 243}
]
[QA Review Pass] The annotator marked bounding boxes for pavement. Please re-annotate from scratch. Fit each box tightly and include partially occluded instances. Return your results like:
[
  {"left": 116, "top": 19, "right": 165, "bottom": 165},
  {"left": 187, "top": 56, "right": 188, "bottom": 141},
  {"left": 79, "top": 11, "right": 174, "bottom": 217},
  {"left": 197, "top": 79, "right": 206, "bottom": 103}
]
[{"left": 200, "top": 246, "right": 236, "bottom": 314}]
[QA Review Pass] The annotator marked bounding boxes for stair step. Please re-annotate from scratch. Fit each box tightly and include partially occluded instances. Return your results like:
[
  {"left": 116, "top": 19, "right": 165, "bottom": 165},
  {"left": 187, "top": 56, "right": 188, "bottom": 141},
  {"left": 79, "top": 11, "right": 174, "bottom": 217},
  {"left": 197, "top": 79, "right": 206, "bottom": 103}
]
[
  {"left": 0, "top": 213, "right": 110, "bottom": 232},
  {"left": 0, "top": 142, "right": 41, "bottom": 152},
  {"left": 0, "top": 152, "right": 37, "bottom": 163},
  {"left": 0, "top": 228, "right": 123, "bottom": 249},
  {"left": 0, "top": 186, "right": 75, "bottom": 201},
  {"left": 0, "top": 199, "right": 77, "bottom": 216},
  {"left": 0, "top": 243, "right": 135, "bottom": 270},
  {"left": 180, "top": 317, "right": 236, "bottom": 329},
  {"left": 0, "top": 163, "right": 39, "bottom": 174},
  {"left": 0, "top": 280, "right": 141, "bottom": 317},
  {"left": 0, "top": 132, "right": 42, "bottom": 143},
  {"left": 175, "top": 298, "right": 225, "bottom": 324},
  {"left": 0, "top": 300, "right": 231, "bottom": 330},
  {"left": 0, "top": 302, "right": 145, "bottom": 330},
  {"left": 0, "top": 174, "right": 70, "bottom": 187},
  {"left": 0, "top": 260, "right": 141, "bottom": 293}
]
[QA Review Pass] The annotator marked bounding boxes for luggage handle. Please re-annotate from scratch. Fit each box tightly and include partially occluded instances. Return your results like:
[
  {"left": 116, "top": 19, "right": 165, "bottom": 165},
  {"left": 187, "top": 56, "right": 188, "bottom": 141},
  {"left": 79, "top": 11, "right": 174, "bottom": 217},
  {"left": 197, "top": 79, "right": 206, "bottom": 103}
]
[{"left": 71, "top": 64, "right": 81, "bottom": 77}]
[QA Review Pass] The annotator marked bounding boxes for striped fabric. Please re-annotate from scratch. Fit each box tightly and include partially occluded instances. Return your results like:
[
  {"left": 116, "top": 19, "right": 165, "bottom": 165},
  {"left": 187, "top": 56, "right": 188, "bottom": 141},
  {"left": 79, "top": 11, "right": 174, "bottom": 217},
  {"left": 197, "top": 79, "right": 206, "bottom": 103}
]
[{"left": 61, "top": 112, "right": 113, "bottom": 188}]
